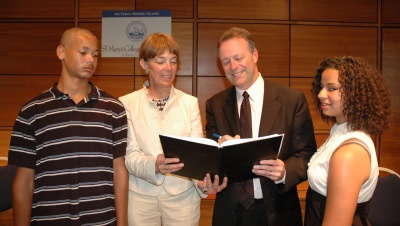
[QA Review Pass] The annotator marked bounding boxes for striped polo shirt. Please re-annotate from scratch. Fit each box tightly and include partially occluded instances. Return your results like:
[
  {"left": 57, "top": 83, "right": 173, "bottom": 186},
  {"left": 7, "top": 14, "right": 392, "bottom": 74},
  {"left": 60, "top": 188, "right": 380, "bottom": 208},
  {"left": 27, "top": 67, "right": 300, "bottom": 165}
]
[{"left": 8, "top": 82, "right": 127, "bottom": 225}]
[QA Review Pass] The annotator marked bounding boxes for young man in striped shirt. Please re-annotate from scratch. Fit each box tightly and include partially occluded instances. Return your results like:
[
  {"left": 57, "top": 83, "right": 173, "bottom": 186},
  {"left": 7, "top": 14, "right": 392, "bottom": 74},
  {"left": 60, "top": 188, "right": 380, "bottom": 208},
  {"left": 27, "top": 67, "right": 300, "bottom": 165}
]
[{"left": 8, "top": 27, "right": 128, "bottom": 226}]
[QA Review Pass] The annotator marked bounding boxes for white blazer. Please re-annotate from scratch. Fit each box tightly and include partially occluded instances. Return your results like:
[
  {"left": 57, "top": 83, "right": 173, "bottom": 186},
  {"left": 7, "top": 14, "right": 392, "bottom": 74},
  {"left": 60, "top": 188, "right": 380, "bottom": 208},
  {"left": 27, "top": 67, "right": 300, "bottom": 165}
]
[{"left": 119, "top": 84, "right": 205, "bottom": 197}]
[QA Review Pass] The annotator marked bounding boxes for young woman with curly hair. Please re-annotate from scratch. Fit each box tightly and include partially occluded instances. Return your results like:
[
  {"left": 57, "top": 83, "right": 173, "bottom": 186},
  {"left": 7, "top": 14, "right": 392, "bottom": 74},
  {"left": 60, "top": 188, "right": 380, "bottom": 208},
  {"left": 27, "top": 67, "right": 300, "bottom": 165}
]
[{"left": 305, "top": 56, "right": 391, "bottom": 226}]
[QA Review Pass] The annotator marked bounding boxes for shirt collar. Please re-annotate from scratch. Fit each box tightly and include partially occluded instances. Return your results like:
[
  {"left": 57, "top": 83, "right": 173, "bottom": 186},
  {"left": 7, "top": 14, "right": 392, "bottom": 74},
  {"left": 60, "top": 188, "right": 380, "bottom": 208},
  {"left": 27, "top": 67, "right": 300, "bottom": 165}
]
[
  {"left": 50, "top": 81, "right": 100, "bottom": 101},
  {"left": 86, "top": 82, "right": 100, "bottom": 101},
  {"left": 235, "top": 73, "right": 264, "bottom": 102}
]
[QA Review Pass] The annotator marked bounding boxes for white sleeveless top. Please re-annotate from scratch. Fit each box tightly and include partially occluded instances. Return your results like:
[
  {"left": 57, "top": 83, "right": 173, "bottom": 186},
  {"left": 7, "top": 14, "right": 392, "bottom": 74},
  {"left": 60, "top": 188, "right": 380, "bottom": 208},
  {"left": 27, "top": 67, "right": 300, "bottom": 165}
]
[{"left": 307, "top": 123, "right": 379, "bottom": 203}]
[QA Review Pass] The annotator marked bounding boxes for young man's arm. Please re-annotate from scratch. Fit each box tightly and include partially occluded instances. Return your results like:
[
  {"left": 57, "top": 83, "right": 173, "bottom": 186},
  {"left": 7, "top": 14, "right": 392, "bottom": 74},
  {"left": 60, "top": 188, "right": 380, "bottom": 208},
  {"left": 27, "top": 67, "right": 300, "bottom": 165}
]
[
  {"left": 113, "top": 157, "right": 129, "bottom": 226},
  {"left": 12, "top": 167, "right": 35, "bottom": 226}
]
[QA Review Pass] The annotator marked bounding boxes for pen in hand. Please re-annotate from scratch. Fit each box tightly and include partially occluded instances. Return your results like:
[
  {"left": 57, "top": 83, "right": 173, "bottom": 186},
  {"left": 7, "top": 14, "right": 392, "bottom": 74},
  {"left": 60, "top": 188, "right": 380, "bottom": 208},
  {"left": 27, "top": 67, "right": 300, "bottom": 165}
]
[{"left": 213, "top": 133, "right": 221, "bottom": 139}]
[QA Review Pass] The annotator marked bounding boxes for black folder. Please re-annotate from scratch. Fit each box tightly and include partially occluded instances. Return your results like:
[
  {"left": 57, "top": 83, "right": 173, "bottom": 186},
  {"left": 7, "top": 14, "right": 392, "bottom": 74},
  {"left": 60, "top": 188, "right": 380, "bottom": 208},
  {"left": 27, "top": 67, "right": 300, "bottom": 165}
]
[{"left": 159, "top": 134, "right": 284, "bottom": 183}]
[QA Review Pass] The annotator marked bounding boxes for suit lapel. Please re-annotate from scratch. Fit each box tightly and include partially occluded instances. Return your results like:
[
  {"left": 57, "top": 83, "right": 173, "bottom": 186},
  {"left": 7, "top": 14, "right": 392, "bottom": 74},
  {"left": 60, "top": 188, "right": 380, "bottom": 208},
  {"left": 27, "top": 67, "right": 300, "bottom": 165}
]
[
  {"left": 222, "top": 87, "right": 240, "bottom": 135},
  {"left": 259, "top": 79, "right": 281, "bottom": 136}
]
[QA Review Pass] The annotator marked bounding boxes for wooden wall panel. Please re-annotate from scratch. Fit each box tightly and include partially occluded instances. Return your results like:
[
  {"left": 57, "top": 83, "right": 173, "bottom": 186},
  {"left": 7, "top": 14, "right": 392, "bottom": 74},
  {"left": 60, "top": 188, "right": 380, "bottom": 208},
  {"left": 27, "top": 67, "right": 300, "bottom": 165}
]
[
  {"left": 0, "top": 160, "right": 8, "bottom": 167},
  {"left": 134, "top": 75, "right": 147, "bottom": 90},
  {"left": 0, "top": 0, "right": 74, "bottom": 19},
  {"left": 199, "top": 200, "right": 214, "bottom": 226},
  {"left": 79, "top": 0, "right": 135, "bottom": 19},
  {"left": 380, "top": 137, "right": 400, "bottom": 172},
  {"left": 0, "top": 76, "right": 59, "bottom": 127},
  {"left": 291, "top": 0, "right": 377, "bottom": 23},
  {"left": 135, "top": 0, "right": 193, "bottom": 19},
  {"left": 198, "top": 0, "right": 289, "bottom": 20},
  {"left": 134, "top": 23, "right": 194, "bottom": 76},
  {"left": 382, "top": 0, "right": 400, "bottom": 24},
  {"left": 79, "top": 23, "right": 135, "bottom": 75},
  {"left": 90, "top": 75, "right": 134, "bottom": 99},
  {"left": 95, "top": 57, "right": 135, "bottom": 76},
  {"left": 0, "top": 23, "right": 74, "bottom": 75},
  {"left": 315, "top": 133, "right": 330, "bottom": 147},
  {"left": 170, "top": 23, "right": 193, "bottom": 76},
  {"left": 290, "top": 78, "right": 331, "bottom": 131},
  {"left": 0, "top": 130, "right": 12, "bottom": 165},
  {"left": 197, "top": 77, "right": 233, "bottom": 129},
  {"left": 174, "top": 77, "right": 193, "bottom": 96},
  {"left": 272, "top": 78, "right": 290, "bottom": 87},
  {"left": 291, "top": 25, "right": 378, "bottom": 77},
  {"left": 197, "top": 23, "right": 289, "bottom": 77},
  {"left": 380, "top": 28, "right": 400, "bottom": 173}
]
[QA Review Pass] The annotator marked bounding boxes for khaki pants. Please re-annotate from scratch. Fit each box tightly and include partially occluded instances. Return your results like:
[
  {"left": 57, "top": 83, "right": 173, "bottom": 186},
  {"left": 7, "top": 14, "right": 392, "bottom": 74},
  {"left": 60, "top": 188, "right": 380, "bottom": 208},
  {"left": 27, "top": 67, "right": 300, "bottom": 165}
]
[{"left": 128, "top": 185, "right": 201, "bottom": 226}]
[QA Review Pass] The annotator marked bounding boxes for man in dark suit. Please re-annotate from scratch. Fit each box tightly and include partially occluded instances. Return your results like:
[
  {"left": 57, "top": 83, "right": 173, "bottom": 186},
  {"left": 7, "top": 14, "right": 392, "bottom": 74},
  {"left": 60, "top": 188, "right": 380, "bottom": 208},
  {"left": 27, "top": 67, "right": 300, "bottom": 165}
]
[{"left": 206, "top": 27, "right": 316, "bottom": 226}]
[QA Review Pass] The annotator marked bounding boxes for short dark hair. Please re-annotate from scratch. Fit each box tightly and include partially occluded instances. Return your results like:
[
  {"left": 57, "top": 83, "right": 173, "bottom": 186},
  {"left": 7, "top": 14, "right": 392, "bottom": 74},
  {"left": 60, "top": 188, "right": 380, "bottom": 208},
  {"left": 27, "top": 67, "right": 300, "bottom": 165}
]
[
  {"left": 139, "top": 32, "right": 179, "bottom": 61},
  {"left": 217, "top": 27, "right": 256, "bottom": 53},
  {"left": 60, "top": 27, "right": 97, "bottom": 47}
]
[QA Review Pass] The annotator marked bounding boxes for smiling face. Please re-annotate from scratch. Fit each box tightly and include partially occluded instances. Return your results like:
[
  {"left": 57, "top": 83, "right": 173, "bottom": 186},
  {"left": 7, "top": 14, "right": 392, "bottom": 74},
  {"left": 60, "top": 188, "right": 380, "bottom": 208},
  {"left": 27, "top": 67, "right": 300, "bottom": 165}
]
[
  {"left": 141, "top": 50, "right": 177, "bottom": 89},
  {"left": 318, "top": 68, "right": 346, "bottom": 124},
  {"left": 218, "top": 37, "right": 259, "bottom": 90},
  {"left": 57, "top": 31, "right": 99, "bottom": 80}
]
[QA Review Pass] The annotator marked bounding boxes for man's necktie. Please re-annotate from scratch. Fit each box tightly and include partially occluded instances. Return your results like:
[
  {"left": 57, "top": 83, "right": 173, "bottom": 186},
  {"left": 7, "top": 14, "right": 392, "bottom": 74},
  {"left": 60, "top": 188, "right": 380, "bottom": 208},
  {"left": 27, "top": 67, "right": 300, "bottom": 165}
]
[{"left": 238, "top": 91, "right": 254, "bottom": 210}]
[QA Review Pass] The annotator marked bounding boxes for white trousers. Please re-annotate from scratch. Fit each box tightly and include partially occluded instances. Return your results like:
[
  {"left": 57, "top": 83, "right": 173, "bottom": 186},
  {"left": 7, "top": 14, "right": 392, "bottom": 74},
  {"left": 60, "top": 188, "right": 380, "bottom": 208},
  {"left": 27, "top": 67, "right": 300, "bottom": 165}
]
[{"left": 127, "top": 186, "right": 201, "bottom": 226}]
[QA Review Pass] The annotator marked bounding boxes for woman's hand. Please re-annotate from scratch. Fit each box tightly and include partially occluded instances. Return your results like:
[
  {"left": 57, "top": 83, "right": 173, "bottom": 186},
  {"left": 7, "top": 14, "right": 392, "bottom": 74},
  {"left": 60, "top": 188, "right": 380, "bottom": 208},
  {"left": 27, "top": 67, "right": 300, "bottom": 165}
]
[
  {"left": 197, "top": 173, "right": 228, "bottom": 195},
  {"left": 155, "top": 154, "right": 184, "bottom": 175}
]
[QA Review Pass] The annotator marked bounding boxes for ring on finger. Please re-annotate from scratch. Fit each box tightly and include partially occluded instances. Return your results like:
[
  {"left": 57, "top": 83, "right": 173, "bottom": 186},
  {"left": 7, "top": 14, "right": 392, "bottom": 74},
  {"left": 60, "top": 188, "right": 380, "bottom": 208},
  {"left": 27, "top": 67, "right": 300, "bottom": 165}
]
[
  {"left": 163, "top": 164, "right": 167, "bottom": 170},
  {"left": 269, "top": 171, "right": 272, "bottom": 176},
  {"left": 207, "top": 185, "right": 212, "bottom": 189}
]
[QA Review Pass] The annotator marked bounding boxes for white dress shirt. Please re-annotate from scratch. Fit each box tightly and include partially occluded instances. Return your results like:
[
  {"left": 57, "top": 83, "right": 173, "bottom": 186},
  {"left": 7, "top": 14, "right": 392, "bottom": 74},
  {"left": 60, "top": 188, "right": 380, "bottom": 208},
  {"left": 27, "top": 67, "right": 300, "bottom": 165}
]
[{"left": 236, "top": 74, "right": 285, "bottom": 199}]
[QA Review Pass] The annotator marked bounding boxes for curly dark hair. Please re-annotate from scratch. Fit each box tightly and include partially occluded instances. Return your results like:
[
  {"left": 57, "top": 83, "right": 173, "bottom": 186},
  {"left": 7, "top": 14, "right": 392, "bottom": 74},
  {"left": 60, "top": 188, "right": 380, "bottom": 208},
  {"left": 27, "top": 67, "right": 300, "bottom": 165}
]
[{"left": 311, "top": 56, "right": 391, "bottom": 135}]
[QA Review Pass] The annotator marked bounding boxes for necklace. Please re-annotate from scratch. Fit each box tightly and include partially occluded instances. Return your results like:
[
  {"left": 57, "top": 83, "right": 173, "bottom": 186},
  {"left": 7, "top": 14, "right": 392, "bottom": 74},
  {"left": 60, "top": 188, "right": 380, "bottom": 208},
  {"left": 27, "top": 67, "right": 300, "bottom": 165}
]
[{"left": 152, "top": 96, "right": 169, "bottom": 111}]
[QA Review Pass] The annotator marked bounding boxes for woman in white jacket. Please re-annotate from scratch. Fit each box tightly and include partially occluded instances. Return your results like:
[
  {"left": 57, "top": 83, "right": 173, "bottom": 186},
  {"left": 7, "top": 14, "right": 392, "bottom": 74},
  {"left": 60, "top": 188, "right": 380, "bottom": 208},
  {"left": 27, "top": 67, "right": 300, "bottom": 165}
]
[{"left": 119, "top": 33, "right": 227, "bottom": 226}]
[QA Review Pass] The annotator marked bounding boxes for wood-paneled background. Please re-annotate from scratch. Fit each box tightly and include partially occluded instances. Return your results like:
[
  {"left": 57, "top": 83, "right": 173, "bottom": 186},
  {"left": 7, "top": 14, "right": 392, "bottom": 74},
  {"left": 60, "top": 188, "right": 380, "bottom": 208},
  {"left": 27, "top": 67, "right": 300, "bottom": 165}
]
[{"left": 0, "top": 0, "right": 399, "bottom": 225}]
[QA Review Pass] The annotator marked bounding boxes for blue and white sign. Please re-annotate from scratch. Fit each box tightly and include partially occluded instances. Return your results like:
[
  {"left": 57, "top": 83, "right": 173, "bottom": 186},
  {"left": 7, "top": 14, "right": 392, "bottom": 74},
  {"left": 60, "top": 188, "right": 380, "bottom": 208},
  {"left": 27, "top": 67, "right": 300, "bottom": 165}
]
[{"left": 102, "top": 10, "right": 171, "bottom": 57}]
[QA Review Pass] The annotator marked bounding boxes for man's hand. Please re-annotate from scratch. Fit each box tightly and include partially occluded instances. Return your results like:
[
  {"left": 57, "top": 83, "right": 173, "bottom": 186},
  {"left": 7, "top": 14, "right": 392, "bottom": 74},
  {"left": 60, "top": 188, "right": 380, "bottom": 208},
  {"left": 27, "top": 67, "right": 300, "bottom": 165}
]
[
  {"left": 252, "top": 159, "right": 285, "bottom": 181},
  {"left": 217, "top": 134, "right": 240, "bottom": 145}
]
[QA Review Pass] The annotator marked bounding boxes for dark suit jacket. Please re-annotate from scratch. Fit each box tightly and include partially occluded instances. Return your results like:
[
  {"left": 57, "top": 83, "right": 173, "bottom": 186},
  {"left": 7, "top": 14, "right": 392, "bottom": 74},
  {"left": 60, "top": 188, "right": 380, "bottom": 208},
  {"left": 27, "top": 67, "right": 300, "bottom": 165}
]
[{"left": 206, "top": 78, "right": 316, "bottom": 226}]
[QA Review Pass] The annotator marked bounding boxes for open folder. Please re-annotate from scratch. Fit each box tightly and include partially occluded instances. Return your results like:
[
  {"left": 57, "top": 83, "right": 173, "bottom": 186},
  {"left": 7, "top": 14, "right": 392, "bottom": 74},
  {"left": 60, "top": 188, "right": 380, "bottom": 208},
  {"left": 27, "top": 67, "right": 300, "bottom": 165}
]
[{"left": 159, "top": 134, "right": 284, "bottom": 184}]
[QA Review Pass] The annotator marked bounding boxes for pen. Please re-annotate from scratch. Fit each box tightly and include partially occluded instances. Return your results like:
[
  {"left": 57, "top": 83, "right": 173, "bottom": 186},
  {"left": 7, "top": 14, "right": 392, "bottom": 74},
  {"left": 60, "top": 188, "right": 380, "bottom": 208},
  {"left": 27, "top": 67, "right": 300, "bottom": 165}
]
[{"left": 213, "top": 133, "right": 221, "bottom": 139}]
